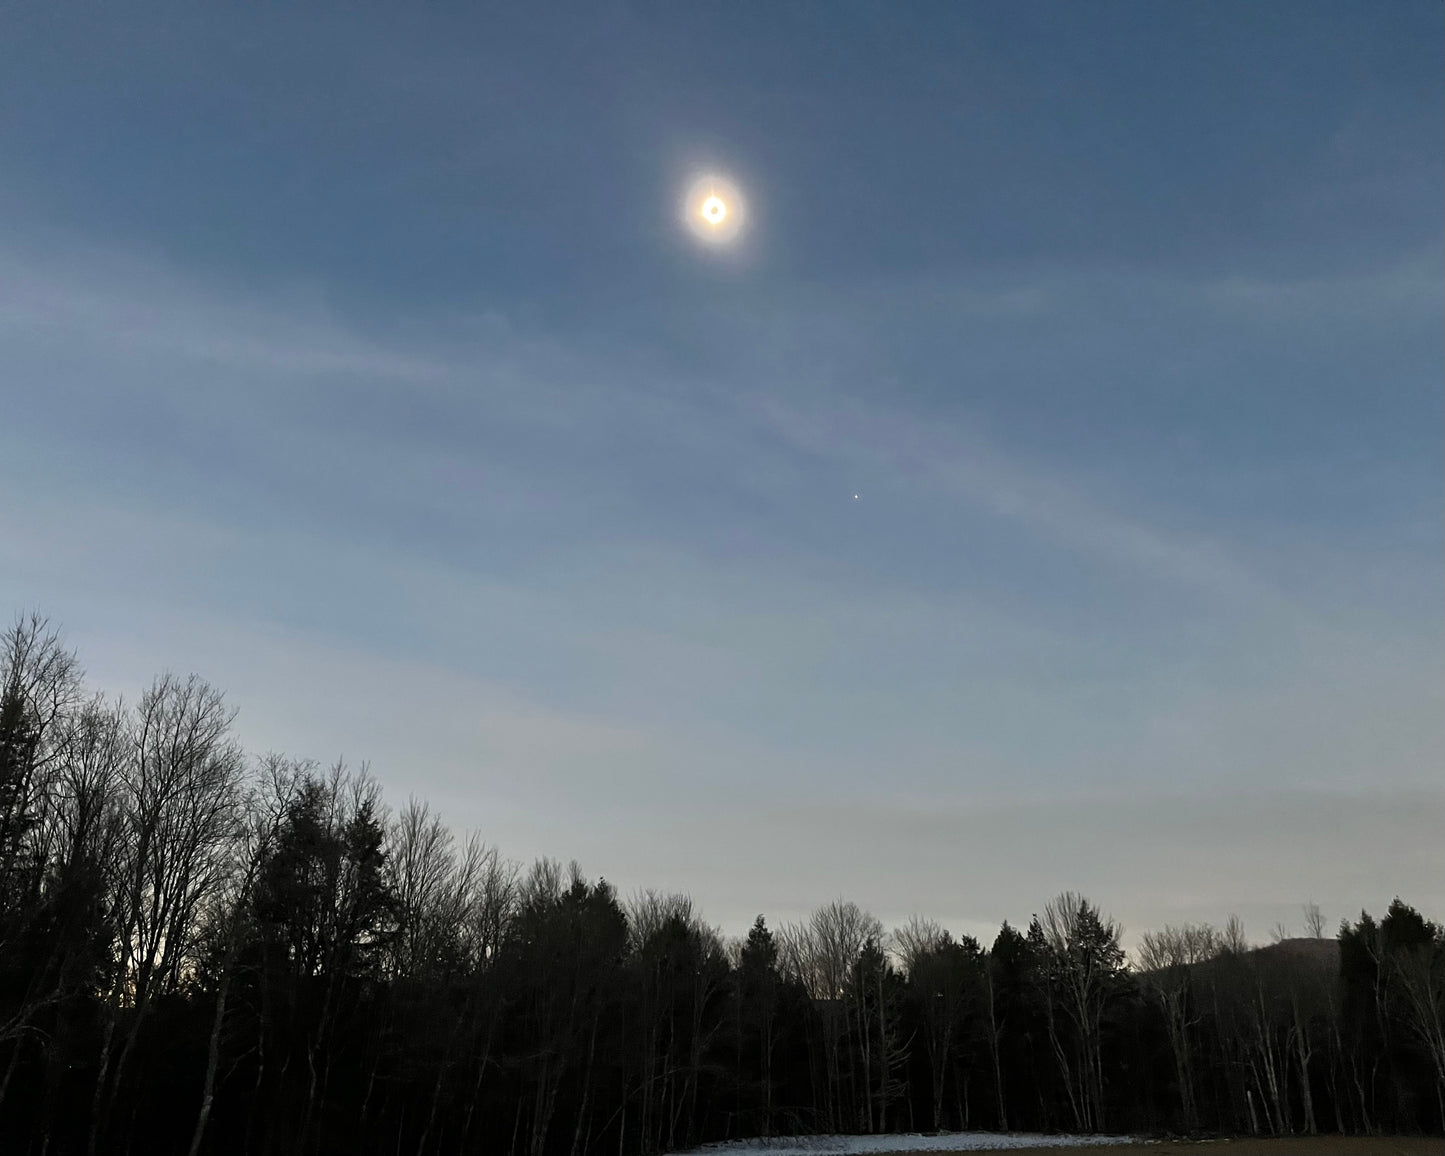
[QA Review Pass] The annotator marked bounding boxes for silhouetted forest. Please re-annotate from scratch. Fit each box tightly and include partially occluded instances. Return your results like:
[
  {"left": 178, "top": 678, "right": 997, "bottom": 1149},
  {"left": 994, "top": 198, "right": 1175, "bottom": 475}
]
[{"left": 2, "top": 614, "right": 1442, "bottom": 1154}]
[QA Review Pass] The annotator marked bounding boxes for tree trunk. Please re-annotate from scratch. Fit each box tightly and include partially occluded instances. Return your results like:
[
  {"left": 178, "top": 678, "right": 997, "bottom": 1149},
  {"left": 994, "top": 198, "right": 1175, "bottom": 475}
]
[
  {"left": 569, "top": 1019, "right": 598, "bottom": 1156},
  {"left": 187, "top": 963, "right": 233, "bottom": 1156}
]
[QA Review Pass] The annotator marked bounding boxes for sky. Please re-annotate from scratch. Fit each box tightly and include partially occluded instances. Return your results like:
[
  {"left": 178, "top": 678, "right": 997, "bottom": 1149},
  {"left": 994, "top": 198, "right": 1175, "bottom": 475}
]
[{"left": 1, "top": 2, "right": 1441, "bottom": 949}]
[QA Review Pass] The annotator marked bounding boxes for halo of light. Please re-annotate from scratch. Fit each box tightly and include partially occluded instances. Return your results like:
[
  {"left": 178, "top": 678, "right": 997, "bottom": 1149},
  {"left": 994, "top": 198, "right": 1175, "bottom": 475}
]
[{"left": 683, "top": 173, "right": 746, "bottom": 245}]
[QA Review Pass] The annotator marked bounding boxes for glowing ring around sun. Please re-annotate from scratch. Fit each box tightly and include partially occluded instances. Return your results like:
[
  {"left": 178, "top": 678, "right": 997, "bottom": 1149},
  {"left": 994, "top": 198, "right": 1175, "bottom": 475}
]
[{"left": 683, "top": 174, "right": 746, "bottom": 245}]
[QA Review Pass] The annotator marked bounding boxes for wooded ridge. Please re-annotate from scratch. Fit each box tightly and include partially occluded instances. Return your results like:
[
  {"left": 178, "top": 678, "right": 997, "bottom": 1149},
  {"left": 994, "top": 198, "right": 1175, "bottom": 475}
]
[{"left": 2, "top": 614, "right": 1441, "bottom": 1155}]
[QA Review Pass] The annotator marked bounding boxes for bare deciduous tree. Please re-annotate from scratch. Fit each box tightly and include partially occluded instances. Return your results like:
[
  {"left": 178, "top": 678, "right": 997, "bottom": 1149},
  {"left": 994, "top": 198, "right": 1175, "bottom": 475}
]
[
  {"left": 892, "top": 914, "right": 945, "bottom": 977},
  {"left": 1035, "top": 892, "right": 1125, "bottom": 1132},
  {"left": 1139, "top": 923, "right": 1220, "bottom": 1132},
  {"left": 388, "top": 798, "right": 462, "bottom": 980},
  {"left": 1221, "top": 914, "right": 1250, "bottom": 955},
  {"left": 1, "top": 614, "right": 83, "bottom": 926},
  {"left": 90, "top": 673, "right": 244, "bottom": 1154},
  {"left": 778, "top": 900, "right": 884, "bottom": 1132},
  {"left": 897, "top": 916, "right": 982, "bottom": 1131}
]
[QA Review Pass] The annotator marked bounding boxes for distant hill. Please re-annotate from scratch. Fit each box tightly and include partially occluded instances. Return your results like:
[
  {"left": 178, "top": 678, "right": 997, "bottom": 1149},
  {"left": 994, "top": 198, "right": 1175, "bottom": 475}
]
[
  {"left": 1135, "top": 936, "right": 1340, "bottom": 982},
  {"left": 1254, "top": 936, "right": 1340, "bottom": 969}
]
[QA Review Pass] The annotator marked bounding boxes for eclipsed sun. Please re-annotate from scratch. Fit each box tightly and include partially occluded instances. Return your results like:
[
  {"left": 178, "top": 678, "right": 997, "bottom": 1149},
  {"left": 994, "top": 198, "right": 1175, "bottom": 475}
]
[{"left": 683, "top": 174, "right": 746, "bottom": 245}]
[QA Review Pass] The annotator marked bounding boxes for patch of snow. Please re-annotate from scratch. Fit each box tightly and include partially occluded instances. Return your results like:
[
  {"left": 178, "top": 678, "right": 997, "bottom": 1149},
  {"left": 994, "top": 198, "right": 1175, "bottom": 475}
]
[{"left": 666, "top": 1132, "right": 1139, "bottom": 1155}]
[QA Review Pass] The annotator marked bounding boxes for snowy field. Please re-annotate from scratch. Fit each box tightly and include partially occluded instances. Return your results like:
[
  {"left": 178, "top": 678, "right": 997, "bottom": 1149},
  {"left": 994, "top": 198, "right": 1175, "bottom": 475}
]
[{"left": 666, "top": 1133, "right": 1140, "bottom": 1155}]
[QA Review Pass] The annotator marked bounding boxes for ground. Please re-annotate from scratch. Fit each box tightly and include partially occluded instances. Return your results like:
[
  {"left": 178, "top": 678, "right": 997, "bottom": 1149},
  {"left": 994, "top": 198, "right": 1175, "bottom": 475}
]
[
  {"left": 677, "top": 1135, "right": 1444, "bottom": 1156},
  {"left": 898, "top": 1140, "right": 1444, "bottom": 1156}
]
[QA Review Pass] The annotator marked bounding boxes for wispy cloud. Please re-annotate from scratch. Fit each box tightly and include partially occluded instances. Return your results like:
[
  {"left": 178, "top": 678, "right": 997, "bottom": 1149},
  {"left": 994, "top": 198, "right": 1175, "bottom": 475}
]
[
  {"left": 0, "top": 245, "right": 446, "bottom": 381},
  {"left": 0, "top": 239, "right": 1270, "bottom": 610},
  {"left": 1201, "top": 244, "right": 1445, "bottom": 322},
  {"left": 748, "top": 393, "right": 1283, "bottom": 607}
]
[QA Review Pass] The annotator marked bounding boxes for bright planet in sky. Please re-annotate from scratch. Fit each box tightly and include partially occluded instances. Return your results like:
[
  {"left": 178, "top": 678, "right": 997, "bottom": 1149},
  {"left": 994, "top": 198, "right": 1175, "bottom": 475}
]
[{"left": 683, "top": 172, "right": 746, "bottom": 245}]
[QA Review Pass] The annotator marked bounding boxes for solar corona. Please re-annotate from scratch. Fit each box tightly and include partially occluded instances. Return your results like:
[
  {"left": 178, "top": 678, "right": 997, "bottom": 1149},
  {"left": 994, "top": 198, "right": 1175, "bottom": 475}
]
[{"left": 683, "top": 173, "right": 745, "bottom": 245}]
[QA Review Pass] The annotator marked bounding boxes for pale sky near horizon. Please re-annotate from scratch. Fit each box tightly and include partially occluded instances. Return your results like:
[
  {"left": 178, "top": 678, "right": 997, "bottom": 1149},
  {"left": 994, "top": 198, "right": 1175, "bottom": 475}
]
[{"left": 2, "top": 3, "right": 1442, "bottom": 948}]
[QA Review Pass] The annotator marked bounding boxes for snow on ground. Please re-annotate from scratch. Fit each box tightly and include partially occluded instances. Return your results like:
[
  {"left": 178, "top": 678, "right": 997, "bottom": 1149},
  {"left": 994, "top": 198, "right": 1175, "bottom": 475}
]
[{"left": 666, "top": 1133, "right": 1140, "bottom": 1155}]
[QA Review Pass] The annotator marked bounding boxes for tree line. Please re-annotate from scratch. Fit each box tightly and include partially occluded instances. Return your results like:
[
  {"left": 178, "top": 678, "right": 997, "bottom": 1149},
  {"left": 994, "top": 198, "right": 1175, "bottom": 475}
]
[{"left": 1, "top": 613, "right": 1441, "bottom": 1154}]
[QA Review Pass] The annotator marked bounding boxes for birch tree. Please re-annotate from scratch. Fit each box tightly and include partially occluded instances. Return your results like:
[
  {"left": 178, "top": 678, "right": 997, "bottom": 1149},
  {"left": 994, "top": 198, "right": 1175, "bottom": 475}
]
[
  {"left": 1138, "top": 922, "right": 1219, "bottom": 1132},
  {"left": 1034, "top": 892, "right": 1126, "bottom": 1132}
]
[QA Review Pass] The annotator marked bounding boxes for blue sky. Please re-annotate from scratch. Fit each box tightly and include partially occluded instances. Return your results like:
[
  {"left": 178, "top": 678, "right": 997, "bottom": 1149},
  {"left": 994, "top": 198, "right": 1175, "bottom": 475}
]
[{"left": 2, "top": 2, "right": 1441, "bottom": 944}]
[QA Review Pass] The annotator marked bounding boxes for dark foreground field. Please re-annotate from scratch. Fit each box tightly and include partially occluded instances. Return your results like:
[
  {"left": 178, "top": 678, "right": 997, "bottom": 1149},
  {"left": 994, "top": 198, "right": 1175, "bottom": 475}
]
[{"left": 958, "top": 1140, "right": 1445, "bottom": 1156}]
